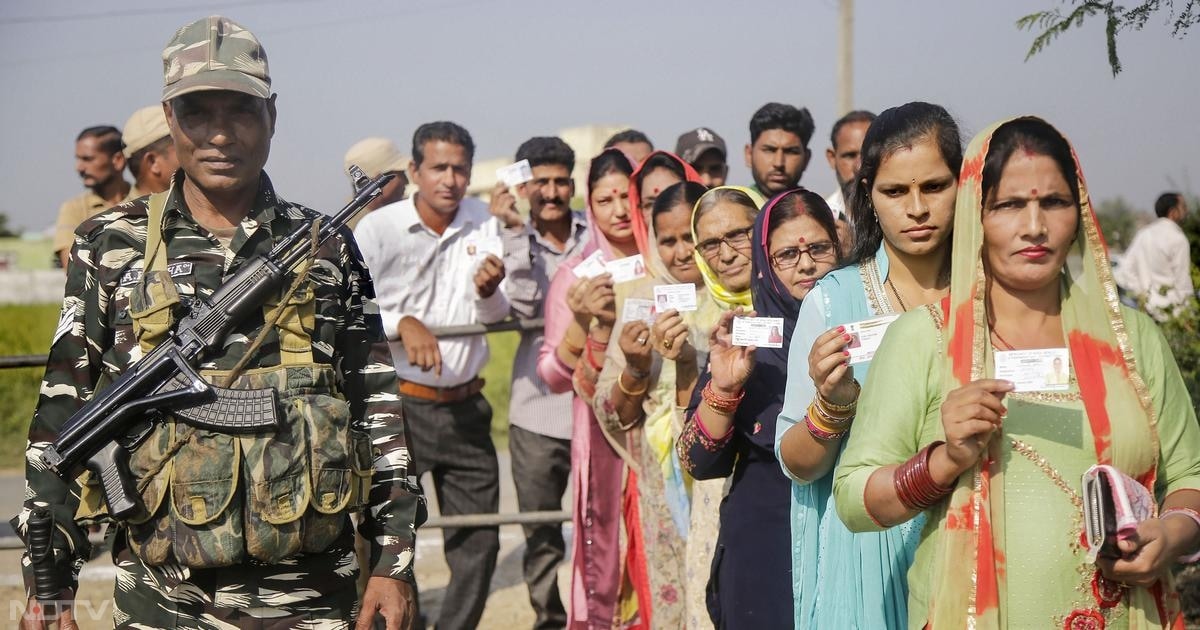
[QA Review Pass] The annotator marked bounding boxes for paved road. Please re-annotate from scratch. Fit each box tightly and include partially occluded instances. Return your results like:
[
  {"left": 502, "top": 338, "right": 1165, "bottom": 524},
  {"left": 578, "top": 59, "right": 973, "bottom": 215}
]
[{"left": 0, "top": 449, "right": 574, "bottom": 628}]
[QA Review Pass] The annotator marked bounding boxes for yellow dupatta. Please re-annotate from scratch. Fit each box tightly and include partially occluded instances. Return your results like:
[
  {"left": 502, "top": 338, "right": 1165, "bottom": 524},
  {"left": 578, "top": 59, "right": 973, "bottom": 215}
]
[
  {"left": 930, "top": 117, "right": 1179, "bottom": 629},
  {"left": 690, "top": 185, "right": 766, "bottom": 310}
]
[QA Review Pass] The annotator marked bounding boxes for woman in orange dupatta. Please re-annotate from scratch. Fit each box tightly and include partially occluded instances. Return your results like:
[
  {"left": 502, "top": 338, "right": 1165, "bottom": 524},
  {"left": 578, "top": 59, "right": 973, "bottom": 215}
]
[{"left": 834, "top": 117, "right": 1200, "bottom": 629}]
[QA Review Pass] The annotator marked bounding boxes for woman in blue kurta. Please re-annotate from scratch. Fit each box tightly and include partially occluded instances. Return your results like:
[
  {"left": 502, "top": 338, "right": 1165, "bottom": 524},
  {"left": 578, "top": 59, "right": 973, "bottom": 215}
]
[
  {"left": 677, "top": 187, "right": 841, "bottom": 628},
  {"left": 774, "top": 102, "right": 963, "bottom": 628}
]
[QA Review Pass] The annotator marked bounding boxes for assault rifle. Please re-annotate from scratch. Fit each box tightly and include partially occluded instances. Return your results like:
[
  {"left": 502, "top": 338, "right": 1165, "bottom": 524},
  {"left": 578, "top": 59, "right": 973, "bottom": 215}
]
[{"left": 27, "top": 167, "right": 392, "bottom": 599}]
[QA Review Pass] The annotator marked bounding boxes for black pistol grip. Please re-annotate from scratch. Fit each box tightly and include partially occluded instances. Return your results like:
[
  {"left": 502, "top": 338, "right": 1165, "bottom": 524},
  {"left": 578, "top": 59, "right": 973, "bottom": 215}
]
[
  {"left": 26, "top": 508, "right": 60, "bottom": 602},
  {"left": 171, "top": 383, "right": 280, "bottom": 433},
  {"left": 86, "top": 440, "right": 143, "bottom": 522}
]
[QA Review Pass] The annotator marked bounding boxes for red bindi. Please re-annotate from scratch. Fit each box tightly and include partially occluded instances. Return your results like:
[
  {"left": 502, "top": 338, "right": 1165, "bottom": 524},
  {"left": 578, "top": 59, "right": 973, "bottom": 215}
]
[
  {"left": 797, "top": 236, "right": 806, "bottom": 243},
  {"left": 612, "top": 188, "right": 618, "bottom": 194},
  {"left": 653, "top": 187, "right": 660, "bottom": 194},
  {"left": 1030, "top": 188, "right": 1039, "bottom": 197}
]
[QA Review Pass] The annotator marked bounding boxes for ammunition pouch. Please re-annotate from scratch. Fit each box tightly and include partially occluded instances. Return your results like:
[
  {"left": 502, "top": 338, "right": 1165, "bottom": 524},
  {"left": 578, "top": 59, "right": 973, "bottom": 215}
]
[{"left": 119, "top": 363, "right": 374, "bottom": 568}]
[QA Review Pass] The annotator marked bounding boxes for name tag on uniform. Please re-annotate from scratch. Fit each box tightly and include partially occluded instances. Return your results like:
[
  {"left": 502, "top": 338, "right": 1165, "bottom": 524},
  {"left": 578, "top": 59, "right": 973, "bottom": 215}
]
[
  {"left": 119, "top": 269, "right": 144, "bottom": 287},
  {"left": 167, "top": 261, "right": 194, "bottom": 277}
]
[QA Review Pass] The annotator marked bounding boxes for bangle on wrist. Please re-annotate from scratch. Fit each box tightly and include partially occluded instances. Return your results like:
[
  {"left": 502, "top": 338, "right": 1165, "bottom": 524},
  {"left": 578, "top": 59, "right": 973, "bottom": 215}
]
[
  {"left": 1162, "top": 507, "right": 1200, "bottom": 563},
  {"left": 894, "top": 441, "right": 954, "bottom": 511},
  {"left": 617, "top": 371, "right": 649, "bottom": 397},
  {"left": 804, "top": 413, "right": 847, "bottom": 441},
  {"left": 560, "top": 338, "right": 584, "bottom": 356},
  {"left": 701, "top": 380, "right": 744, "bottom": 415}
]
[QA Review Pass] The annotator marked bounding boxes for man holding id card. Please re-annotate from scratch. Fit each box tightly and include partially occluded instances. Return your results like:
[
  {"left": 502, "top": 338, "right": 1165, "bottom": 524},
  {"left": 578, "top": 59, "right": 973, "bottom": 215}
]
[{"left": 498, "top": 137, "right": 588, "bottom": 628}]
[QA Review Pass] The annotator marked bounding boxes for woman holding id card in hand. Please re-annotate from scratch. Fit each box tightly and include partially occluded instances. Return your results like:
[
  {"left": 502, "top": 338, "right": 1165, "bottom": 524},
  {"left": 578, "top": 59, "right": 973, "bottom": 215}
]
[
  {"left": 676, "top": 187, "right": 840, "bottom": 628},
  {"left": 833, "top": 118, "right": 1200, "bottom": 629},
  {"left": 776, "top": 102, "right": 963, "bottom": 629}
]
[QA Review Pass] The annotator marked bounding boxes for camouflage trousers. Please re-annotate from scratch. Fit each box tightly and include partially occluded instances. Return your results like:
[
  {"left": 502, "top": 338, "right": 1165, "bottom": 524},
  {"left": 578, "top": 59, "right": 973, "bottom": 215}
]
[{"left": 110, "top": 525, "right": 360, "bottom": 629}]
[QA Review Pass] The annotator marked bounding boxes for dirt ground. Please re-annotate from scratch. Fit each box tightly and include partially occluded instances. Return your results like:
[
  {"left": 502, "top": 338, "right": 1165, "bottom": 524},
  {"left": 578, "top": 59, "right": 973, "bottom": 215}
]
[{"left": 0, "top": 525, "right": 570, "bottom": 629}]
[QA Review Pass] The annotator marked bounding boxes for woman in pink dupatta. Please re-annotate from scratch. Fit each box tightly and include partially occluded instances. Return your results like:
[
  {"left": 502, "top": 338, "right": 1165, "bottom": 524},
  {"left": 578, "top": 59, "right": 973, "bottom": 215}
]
[{"left": 538, "top": 148, "right": 641, "bottom": 628}]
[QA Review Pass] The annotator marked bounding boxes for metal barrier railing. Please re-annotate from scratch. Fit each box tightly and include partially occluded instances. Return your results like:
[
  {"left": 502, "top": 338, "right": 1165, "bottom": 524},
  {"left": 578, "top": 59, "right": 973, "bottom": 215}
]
[
  {"left": 0, "top": 318, "right": 546, "bottom": 369},
  {"left": 0, "top": 317, "right": 573, "bottom": 545}
]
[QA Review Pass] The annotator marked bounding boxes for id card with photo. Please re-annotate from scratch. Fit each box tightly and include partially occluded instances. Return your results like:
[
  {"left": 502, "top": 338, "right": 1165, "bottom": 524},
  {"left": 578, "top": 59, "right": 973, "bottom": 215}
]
[
  {"left": 496, "top": 159, "right": 533, "bottom": 187},
  {"left": 652, "top": 283, "right": 698, "bottom": 312},
  {"left": 574, "top": 250, "right": 607, "bottom": 279},
  {"left": 622, "top": 298, "right": 657, "bottom": 324},
  {"left": 465, "top": 235, "right": 503, "bottom": 260},
  {"left": 605, "top": 254, "right": 647, "bottom": 284},
  {"left": 994, "top": 347, "right": 1071, "bottom": 392},
  {"left": 731, "top": 316, "right": 785, "bottom": 349},
  {"left": 844, "top": 314, "right": 902, "bottom": 364}
]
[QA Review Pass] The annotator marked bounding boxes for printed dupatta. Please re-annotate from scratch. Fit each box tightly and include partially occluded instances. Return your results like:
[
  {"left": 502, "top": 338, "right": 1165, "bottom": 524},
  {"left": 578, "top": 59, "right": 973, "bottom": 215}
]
[{"left": 930, "top": 117, "right": 1179, "bottom": 629}]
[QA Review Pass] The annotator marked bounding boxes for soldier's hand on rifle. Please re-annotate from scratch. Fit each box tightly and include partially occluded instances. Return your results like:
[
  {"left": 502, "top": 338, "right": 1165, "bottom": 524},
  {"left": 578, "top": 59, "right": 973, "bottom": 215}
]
[
  {"left": 20, "top": 591, "right": 77, "bottom": 630},
  {"left": 397, "top": 317, "right": 442, "bottom": 378},
  {"left": 475, "top": 254, "right": 505, "bottom": 299},
  {"left": 357, "top": 576, "right": 416, "bottom": 630}
]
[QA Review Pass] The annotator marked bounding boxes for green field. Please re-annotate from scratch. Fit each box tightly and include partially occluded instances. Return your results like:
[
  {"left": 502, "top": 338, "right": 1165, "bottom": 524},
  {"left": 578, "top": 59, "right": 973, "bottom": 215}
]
[{"left": 0, "top": 303, "right": 521, "bottom": 469}]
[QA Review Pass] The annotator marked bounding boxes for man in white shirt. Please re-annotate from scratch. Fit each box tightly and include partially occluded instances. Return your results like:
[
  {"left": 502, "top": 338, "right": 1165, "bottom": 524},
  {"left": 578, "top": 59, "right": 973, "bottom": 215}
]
[
  {"left": 354, "top": 121, "right": 508, "bottom": 630},
  {"left": 1115, "top": 192, "right": 1195, "bottom": 321},
  {"left": 824, "top": 109, "right": 875, "bottom": 249}
]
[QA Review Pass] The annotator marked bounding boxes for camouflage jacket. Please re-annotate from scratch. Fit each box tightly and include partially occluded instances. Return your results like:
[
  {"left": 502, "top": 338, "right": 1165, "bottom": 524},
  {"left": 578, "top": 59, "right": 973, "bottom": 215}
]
[{"left": 17, "top": 171, "right": 420, "bottom": 588}]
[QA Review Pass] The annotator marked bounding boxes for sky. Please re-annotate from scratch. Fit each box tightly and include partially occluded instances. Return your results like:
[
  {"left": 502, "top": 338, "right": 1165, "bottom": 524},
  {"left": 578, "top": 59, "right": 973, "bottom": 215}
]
[{"left": 0, "top": 0, "right": 1197, "bottom": 233}]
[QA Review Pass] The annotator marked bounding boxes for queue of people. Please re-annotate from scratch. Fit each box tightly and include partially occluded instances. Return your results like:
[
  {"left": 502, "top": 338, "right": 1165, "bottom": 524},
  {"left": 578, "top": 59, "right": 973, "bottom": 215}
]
[{"left": 23, "top": 12, "right": 1200, "bottom": 630}]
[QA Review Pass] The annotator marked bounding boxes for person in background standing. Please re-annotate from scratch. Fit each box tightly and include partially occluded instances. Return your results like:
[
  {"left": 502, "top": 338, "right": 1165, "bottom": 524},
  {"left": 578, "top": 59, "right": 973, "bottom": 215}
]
[
  {"left": 120, "top": 105, "right": 178, "bottom": 197},
  {"left": 825, "top": 109, "right": 876, "bottom": 249},
  {"left": 52, "top": 125, "right": 133, "bottom": 267},
  {"left": 676, "top": 127, "right": 729, "bottom": 188},
  {"left": 342, "top": 137, "right": 409, "bottom": 229},
  {"left": 744, "top": 102, "right": 815, "bottom": 199},
  {"left": 604, "top": 129, "right": 655, "bottom": 166},
  {"left": 1114, "top": 192, "right": 1195, "bottom": 321},
  {"left": 502, "top": 136, "right": 589, "bottom": 629},
  {"left": 354, "top": 120, "right": 509, "bottom": 630}
]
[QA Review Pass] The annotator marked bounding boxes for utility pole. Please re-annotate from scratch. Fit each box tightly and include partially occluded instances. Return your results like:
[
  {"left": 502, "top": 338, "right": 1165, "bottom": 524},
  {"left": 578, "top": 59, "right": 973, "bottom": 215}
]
[{"left": 838, "top": 0, "right": 853, "bottom": 116}]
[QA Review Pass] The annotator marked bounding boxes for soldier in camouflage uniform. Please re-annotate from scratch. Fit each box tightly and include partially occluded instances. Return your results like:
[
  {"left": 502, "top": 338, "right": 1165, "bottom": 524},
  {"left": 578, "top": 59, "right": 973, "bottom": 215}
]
[{"left": 15, "top": 15, "right": 421, "bottom": 630}]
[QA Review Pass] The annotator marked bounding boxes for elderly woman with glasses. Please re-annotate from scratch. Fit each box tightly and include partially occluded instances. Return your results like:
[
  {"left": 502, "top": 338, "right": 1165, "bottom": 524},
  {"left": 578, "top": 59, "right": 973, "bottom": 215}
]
[{"left": 676, "top": 187, "right": 841, "bottom": 628}]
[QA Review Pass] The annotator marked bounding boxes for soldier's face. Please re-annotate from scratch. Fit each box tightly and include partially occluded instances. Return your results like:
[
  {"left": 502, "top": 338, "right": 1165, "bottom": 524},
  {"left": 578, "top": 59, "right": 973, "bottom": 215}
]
[{"left": 165, "top": 91, "right": 276, "bottom": 197}]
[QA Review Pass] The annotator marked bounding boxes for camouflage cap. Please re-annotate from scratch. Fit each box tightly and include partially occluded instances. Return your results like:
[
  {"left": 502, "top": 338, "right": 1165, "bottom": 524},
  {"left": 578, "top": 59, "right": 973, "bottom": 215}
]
[
  {"left": 121, "top": 105, "right": 171, "bottom": 158},
  {"left": 343, "top": 138, "right": 408, "bottom": 183},
  {"left": 161, "top": 15, "right": 270, "bottom": 102}
]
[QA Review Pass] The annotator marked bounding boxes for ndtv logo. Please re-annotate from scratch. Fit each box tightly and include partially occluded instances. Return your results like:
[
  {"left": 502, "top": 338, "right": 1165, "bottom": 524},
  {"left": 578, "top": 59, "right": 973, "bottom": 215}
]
[{"left": 11, "top": 599, "right": 113, "bottom": 623}]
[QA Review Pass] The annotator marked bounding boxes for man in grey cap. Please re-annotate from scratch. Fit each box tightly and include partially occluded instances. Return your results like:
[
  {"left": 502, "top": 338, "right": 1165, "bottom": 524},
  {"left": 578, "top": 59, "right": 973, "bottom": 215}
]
[
  {"left": 122, "top": 105, "right": 179, "bottom": 197},
  {"left": 15, "top": 15, "right": 420, "bottom": 630},
  {"left": 676, "top": 126, "right": 728, "bottom": 188},
  {"left": 343, "top": 137, "right": 409, "bottom": 229}
]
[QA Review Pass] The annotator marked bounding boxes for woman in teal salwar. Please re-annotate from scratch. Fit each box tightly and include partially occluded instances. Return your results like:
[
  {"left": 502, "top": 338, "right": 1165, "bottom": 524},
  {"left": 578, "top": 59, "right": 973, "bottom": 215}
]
[{"left": 774, "top": 102, "right": 963, "bottom": 628}]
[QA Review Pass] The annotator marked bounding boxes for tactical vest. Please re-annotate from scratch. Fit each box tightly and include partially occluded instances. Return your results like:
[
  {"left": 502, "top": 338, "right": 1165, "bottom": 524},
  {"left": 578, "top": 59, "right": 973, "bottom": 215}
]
[{"left": 76, "top": 192, "right": 374, "bottom": 568}]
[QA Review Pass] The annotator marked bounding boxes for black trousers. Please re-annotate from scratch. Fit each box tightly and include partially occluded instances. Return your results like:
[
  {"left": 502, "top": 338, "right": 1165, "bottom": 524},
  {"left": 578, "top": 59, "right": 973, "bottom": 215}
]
[
  {"left": 404, "top": 393, "right": 500, "bottom": 630},
  {"left": 508, "top": 424, "right": 571, "bottom": 630}
]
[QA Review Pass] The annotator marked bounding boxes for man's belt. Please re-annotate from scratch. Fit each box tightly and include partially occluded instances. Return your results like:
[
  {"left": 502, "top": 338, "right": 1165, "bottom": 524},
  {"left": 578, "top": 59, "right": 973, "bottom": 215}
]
[{"left": 398, "top": 378, "right": 485, "bottom": 403}]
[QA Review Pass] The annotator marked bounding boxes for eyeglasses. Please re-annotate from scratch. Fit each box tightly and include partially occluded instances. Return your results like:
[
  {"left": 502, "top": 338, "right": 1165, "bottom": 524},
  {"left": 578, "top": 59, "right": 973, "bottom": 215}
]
[
  {"left": 770, "top": 241, "right": 836, "bottom": 269},
  {"left": 696, "top": 226, "right": 753, "bottom": 258}
]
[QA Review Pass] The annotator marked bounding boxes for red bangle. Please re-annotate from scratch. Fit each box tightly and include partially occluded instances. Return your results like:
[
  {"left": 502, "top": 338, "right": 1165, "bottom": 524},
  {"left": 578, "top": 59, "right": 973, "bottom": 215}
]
[
  {"left": 804, "top": 414, "right": 847, "bottom": 441},
  {"left": 894, "top": 441, "right": 954, "bottom": 511},
  {"left": 701, "top": 381, "right": 744, "bottom": 415}
]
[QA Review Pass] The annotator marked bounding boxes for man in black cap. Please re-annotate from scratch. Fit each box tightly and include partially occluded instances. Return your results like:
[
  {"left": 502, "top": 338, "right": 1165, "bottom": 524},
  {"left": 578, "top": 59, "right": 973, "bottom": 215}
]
[{"left": 676, "top": 127, "right": 728, "bottom": 188}]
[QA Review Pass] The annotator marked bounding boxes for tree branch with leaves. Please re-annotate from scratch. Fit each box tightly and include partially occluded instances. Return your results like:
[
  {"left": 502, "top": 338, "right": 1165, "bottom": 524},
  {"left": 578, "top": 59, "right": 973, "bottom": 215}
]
[{"left": 1018, "top": 0, "right": 1199, "bottom": 75}]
